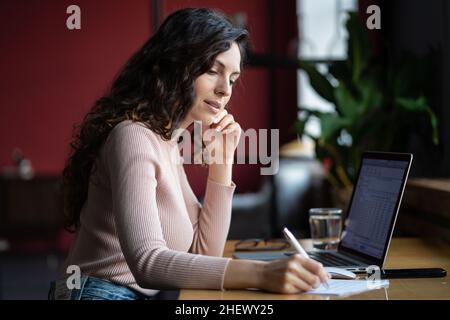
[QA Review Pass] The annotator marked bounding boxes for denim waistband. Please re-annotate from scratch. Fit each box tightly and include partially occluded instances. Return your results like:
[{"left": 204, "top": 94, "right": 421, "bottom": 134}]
[{"left": 48, "top": 276, "right": 152, "bottom": 300}]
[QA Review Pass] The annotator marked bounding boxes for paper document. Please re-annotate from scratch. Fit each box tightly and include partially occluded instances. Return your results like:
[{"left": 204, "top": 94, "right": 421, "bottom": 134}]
[{"left": 306, "top": 279, "right": 389, "bottom": 296}]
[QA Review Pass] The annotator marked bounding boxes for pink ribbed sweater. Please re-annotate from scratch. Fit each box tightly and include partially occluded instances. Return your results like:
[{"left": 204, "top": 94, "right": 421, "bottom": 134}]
[{"left": 62, "top": 120, "right": 235, "bottom": 296}]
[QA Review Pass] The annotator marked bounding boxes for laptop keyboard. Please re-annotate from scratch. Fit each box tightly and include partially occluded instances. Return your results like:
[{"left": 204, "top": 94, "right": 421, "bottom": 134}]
[{"left": 308, "top": 252, "right": 361, "bottom": 267}]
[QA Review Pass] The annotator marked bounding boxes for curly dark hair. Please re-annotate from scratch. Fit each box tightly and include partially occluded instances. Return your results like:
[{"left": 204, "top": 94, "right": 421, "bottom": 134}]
[{"left": 62, "top": 8, "right": 249, "bottom": 231}]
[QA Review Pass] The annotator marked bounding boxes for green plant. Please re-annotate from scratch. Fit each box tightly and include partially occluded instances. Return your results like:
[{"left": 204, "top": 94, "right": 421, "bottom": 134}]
[{"left": 296, "top": 12, "right": 439, "bottom": 190}]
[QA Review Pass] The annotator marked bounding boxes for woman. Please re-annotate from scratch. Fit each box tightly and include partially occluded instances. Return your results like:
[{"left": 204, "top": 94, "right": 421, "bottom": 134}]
[{"left": 49, "top": 7, "right": 330, "bottom": 300}]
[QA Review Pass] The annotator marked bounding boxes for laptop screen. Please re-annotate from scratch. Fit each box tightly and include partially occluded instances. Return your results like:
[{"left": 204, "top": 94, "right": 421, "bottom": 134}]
[{"left": 340, "top": 157, "right": 410, "bottom": 259}]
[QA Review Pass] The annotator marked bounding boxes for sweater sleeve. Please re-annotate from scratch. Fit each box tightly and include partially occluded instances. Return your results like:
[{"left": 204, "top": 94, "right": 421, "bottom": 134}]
[
  {"left": 177, "top": 164, "right": 236, "bottom": 257},
  {"left": 104, "top": 123, "right": 230, "bottom": 290}
]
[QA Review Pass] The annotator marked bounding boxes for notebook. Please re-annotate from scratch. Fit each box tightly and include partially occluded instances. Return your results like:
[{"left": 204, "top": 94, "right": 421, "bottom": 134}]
[
  {"left": 234, "top": 151, "right": 413, "bottom": 273},
  {"left": 306, "top": 279, "right": 390, "bottom": 296}
]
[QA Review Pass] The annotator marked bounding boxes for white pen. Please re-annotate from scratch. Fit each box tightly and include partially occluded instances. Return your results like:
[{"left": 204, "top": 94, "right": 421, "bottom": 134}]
[{"left": 282, "top": 227, "right": 330, "bottom": 290}]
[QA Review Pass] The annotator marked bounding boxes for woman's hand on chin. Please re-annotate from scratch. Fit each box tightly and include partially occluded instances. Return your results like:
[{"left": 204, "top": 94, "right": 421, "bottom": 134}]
[{"left": 204, "top": 109, "right": 241, "bottom": 164}]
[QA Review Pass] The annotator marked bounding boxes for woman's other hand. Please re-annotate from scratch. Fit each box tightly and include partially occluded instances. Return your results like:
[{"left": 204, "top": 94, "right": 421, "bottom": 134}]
[
  {"left": 224, "top": 255, "right": 331, "bottom": 294},
  {"left": 258, "top": 255, "right": 331, "bottom": 294}
]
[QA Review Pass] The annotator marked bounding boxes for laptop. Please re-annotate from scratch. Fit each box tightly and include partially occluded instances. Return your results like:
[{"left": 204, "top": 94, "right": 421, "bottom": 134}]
[{"left": 233, "top": 151, "right": 413, "bottom": 273}]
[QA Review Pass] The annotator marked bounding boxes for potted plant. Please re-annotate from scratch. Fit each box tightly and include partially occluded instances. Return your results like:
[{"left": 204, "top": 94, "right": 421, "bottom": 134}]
[{"left": 295, "top": 12, "right": 439, "bottom": 205}]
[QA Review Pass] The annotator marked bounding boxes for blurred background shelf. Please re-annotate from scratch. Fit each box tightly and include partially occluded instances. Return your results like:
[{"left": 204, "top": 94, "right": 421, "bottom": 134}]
[{"left": 397, "top": 178, "right": 450, "bottom": 243}]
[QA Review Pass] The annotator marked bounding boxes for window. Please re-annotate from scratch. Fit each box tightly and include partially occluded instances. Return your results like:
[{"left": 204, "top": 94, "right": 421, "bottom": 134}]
[{"left": 297, "top": 0, "right": 358, "bottom": 139}]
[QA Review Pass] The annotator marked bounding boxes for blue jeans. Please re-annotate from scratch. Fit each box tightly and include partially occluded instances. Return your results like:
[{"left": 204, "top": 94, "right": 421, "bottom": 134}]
[{"left": 48, "top": 276, "right": 153, "bottom": 300}]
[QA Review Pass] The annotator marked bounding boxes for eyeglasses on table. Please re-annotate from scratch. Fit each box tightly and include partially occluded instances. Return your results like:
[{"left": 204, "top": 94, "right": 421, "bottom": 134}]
[{"left": 234, "top": 238, "right": 291, "bottom": 251}]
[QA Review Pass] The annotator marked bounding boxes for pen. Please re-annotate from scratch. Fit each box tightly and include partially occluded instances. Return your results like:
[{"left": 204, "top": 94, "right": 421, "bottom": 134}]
[{"left": 282, "top": 227, "right": 330, "bottom": 289}]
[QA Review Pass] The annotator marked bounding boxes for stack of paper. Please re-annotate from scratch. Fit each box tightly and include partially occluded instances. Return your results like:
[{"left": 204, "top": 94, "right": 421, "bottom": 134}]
[{"left": 307, "top": 279, "right": 389, "bottom": 296}]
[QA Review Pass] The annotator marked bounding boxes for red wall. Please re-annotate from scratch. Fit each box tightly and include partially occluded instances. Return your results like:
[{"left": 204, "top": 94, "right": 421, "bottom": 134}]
[
  {"left": 0, "top": 0, "right": 298, "bottom": 196},
  {"left": 0, "top": 0, "right": 151, "bottom": 174}
]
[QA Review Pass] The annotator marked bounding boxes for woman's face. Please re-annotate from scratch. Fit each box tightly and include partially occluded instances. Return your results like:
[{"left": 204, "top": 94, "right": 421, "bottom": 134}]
[{"left": 187, "top": 42, "right": 241, "bottom": 126}]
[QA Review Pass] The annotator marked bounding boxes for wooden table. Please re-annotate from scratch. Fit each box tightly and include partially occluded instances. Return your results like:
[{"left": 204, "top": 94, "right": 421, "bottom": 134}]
[{"left": 179, "top": 238, "right": 450, "bottom": 300}]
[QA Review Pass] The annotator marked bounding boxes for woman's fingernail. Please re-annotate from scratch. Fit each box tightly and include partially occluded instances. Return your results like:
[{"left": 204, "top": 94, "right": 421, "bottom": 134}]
[{"left": 215, "top": 126, "right": 222, "bottom": 132}]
